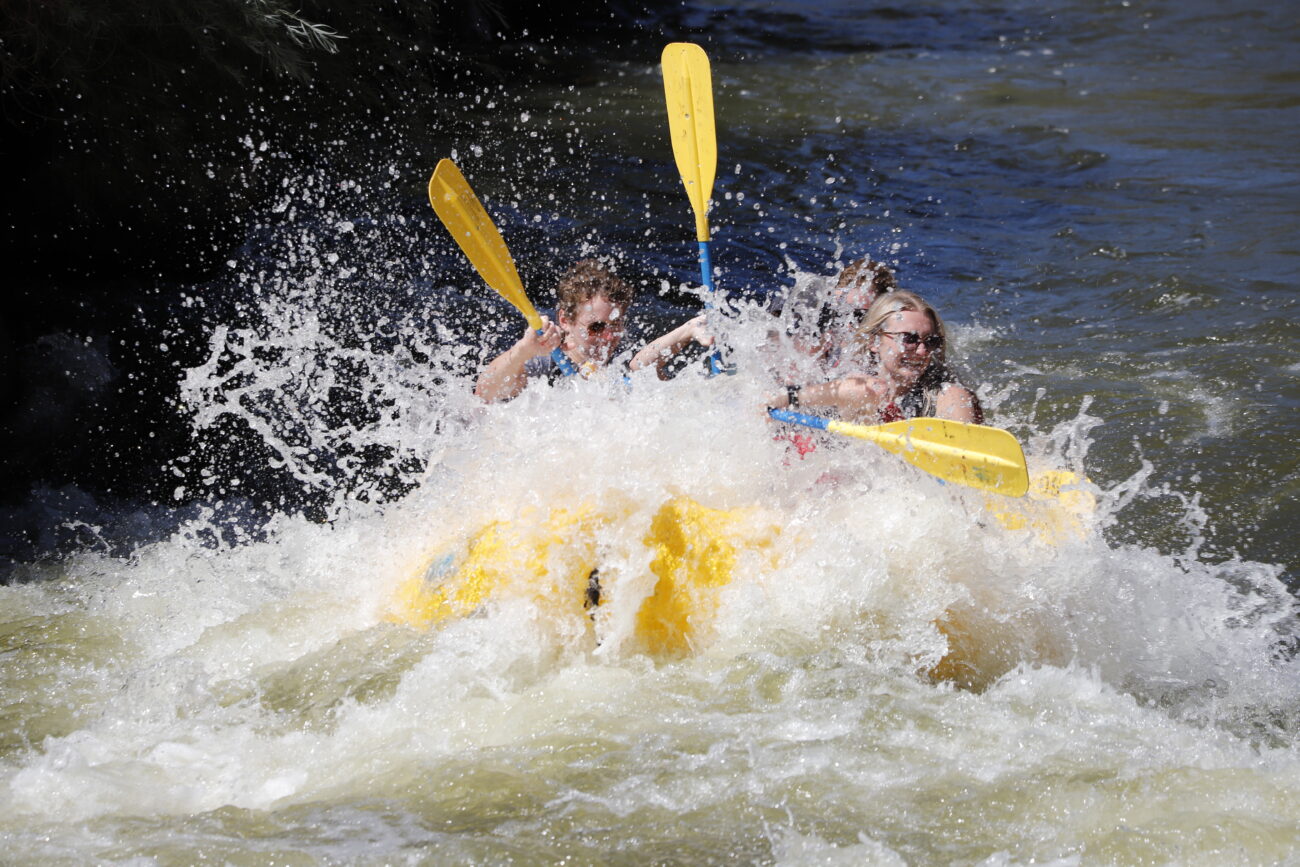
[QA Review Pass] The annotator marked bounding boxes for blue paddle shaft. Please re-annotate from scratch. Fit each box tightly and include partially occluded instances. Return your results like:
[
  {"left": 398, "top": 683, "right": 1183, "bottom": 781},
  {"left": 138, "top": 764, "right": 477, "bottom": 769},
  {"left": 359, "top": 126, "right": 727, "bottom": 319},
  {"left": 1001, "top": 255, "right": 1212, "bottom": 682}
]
[
  {"left": 698, "top": 241, "right": 714, "bottom": 295},
  {"left": 767, "top": 408, "right": 831, "bottom": 430},
  {"left": 697, "top": 240, "right": 728, "bottom": 376},
  {"left": 539, "top": 333, "right": 578, "bottom": 377}
]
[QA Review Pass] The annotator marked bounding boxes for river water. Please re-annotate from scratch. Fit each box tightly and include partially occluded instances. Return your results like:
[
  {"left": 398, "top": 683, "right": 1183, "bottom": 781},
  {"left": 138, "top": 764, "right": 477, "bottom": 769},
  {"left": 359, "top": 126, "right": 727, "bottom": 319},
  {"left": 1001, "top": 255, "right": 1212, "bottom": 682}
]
[{"left": 3, "top": 0, "right": 1298, "bottom": 863}]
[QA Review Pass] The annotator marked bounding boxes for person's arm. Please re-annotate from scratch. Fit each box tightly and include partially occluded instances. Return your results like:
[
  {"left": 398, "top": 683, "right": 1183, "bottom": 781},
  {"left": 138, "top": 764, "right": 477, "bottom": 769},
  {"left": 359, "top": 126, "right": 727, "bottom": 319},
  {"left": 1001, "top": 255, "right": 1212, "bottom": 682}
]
[
  {"left": 629, "top": 313, "right": 713, "bottom": 380},
  {"left": 934, "top": 383, "right": 983, "bottom": 424},
  {"left": 474, "top": 317, "right": 562, "bottom": 403},
  {"left": 764, "top": 376, "right": 882, "bottom": 420}
]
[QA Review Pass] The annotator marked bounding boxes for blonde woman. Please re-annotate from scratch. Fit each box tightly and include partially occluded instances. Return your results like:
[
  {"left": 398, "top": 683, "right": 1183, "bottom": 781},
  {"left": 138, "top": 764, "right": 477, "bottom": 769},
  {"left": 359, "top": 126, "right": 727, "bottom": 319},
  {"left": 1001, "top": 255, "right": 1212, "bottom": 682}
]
[{"left": 766, "top": 290, "right": 982, "bottom": 424}]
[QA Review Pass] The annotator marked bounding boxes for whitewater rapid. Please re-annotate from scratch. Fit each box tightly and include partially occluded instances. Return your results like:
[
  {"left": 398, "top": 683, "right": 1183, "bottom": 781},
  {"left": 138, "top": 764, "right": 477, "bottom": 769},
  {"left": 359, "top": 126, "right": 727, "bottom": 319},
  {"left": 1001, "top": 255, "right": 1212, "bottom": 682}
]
[{"left": 3, "top": 308, "right": 1297, "bottom": 861}]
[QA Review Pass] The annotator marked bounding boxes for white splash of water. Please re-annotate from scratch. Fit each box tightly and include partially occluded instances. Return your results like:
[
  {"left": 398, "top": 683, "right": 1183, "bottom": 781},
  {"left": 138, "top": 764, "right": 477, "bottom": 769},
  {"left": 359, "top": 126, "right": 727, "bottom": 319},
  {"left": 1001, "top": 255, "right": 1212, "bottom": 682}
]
[{"left": 1, "top": 211, "right": 1296, "bottom": 861}]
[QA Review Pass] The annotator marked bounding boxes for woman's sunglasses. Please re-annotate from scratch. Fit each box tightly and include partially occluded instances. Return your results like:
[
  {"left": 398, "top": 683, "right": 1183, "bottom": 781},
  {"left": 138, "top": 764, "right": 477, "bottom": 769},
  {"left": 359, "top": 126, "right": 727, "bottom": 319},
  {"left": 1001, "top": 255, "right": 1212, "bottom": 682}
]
[{"left": 881, "top": 330, "right": 943, "bottom": 350}]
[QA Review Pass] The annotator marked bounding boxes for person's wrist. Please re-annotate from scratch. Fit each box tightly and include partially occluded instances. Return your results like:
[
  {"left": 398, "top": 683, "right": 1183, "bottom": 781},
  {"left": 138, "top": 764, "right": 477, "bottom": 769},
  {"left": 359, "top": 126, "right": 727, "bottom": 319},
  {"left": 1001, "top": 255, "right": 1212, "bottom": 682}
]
[{"left": 519, "top": 338, "right": 546, "bottom": 361}]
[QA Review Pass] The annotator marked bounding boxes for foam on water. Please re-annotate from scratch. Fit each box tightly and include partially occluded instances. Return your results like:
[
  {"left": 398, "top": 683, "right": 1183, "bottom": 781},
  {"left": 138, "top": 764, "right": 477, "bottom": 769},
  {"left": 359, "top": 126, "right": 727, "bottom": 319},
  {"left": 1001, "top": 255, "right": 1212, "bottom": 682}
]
[{"left": 1, "top": 275, "right": 1297, "bottom": 861}]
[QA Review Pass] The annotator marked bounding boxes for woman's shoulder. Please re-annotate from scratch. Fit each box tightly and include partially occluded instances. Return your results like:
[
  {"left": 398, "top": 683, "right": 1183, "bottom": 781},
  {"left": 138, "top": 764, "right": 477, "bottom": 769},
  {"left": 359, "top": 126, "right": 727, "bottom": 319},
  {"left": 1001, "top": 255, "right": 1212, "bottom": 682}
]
[
  {"left": 933, "top": 380, "right": 983, "bottom": 424},
  {"left": 935, "top": 378, "right": 973, "bottom": 396}
]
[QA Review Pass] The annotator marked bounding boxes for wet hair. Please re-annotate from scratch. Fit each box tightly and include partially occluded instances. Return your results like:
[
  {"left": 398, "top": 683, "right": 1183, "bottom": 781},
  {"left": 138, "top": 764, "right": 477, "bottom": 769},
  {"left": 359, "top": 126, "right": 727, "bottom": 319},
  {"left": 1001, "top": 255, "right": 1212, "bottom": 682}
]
[
  {"left": 857, "top": 290, "right": 946, "bottom": 343},
  {"left": 835, "top": 257, "right": 897, "bottom": 299},
  {"left": 771, "top": 259, "right": 898, "bottom": 347},
  {"left": 554, "top": 259, "right": 635, "bottom": 319}
]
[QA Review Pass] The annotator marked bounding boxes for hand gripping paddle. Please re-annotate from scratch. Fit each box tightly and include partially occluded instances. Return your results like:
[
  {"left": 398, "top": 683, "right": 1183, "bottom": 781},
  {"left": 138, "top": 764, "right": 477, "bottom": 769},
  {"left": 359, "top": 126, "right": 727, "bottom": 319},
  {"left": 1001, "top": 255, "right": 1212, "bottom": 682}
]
[
  {"left": 768, "top": 408, "right": 1031, "bottom": 497},
  {"left": 428, "top": 158, "right": 578, "bottom": 376}
]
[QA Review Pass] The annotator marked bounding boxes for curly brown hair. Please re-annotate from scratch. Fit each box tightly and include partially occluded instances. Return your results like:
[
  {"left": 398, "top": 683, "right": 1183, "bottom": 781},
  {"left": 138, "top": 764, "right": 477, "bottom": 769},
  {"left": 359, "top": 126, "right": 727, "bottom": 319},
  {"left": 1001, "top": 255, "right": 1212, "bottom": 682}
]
[{"left": 554, "top": 259, "right": 635, "bottom": 318}]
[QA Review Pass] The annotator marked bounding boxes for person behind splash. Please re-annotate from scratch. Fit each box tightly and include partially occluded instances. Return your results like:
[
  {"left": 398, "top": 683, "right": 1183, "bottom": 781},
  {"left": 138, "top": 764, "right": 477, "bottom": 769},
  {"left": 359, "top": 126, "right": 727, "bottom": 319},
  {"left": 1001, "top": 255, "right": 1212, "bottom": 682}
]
[
  {"left": 771, "top": 256, "right": 899, "bottom": 381},
  {"left": 474, "top": 258, "right": 636, "bottom": 402},
  {"left": 630, "top": 256, "right": 898, "bottom": 380}
]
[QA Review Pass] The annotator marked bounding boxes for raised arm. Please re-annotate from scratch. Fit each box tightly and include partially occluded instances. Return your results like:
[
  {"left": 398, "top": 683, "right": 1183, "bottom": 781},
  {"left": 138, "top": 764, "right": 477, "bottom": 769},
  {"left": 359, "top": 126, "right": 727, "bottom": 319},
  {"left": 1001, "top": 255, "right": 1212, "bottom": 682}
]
[
  {"left": 474, "top": 317, "right": 563, "bottom": 403},
  {"left": 629, "top": 313, "right": 714, "bottom": 380}
]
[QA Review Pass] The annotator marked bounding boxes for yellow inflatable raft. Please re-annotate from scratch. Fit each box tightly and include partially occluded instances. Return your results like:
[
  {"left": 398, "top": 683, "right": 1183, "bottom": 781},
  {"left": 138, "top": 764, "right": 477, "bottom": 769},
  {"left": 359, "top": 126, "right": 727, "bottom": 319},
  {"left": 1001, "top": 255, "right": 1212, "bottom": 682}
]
[
  {"left": 388, "top": 471, "right": 1095, "bottom": 667},
  {"left": 389, "top": 497, "right": 781, "bottom": 656}
]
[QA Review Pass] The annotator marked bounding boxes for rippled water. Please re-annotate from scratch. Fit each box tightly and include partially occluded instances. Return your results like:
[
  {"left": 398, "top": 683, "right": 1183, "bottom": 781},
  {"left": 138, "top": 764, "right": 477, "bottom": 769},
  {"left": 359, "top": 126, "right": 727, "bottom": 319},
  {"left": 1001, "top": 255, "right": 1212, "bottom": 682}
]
[{"left": 2, "top": 0, "right": 1297, "bottom": 863}]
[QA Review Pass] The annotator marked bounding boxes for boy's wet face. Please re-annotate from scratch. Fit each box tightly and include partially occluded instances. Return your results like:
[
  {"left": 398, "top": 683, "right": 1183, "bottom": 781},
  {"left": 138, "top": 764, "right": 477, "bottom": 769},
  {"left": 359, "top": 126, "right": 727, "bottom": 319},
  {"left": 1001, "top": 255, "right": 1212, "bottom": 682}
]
[{"left": 560, "top": 294, "right": 625, "bottom": 364}]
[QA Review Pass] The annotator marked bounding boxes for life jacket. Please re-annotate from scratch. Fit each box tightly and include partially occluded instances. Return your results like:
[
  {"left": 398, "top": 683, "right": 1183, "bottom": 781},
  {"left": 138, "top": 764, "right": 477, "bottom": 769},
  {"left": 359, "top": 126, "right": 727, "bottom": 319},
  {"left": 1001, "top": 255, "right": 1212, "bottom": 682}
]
[{"left": 525, "top": 351, "right": 628, "bottom": 385}]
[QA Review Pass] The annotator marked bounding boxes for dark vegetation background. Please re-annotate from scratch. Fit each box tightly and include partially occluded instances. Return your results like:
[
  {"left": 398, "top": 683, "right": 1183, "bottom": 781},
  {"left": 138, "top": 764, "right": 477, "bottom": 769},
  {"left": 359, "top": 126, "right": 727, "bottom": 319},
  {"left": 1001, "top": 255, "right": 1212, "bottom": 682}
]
[{"left": 0, "top": 0, "right": 680, "bottom": 569}]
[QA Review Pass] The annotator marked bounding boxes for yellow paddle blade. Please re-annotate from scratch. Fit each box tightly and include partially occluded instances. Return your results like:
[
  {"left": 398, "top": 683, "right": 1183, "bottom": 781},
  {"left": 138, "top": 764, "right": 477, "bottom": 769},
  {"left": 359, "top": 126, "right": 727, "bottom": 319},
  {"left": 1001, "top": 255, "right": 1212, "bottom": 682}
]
[
  {"left": 987, "top": 469, "right": 1096, "bottom": 543},
  {"left": 662, "top": 42, "right": 717, "bottom": 243},
  {"left": 428, "top": 158, "right": 542, "bottom": 330},
  {"left": 827, "top": 417, "right": 1031, "bottom": 497}
]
